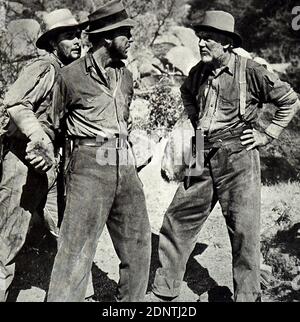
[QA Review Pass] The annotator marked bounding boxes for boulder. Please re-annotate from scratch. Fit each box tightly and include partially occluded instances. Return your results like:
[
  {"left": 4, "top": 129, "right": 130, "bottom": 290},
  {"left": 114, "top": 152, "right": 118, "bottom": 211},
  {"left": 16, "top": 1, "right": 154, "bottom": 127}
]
[
  {"left": 233, "top": 47, "right": 252, "bottom": 59},
  {"left": 253, "top": 56, "right": 274, "bottom": 72},
  {"left": 17, "top": 287, "right": 46, "bottom": 302},
  {"left": 7, "top": 1, "right": 24, "bottom": 16},
  {"left": 5, "top": 19, "right": 41, "bottom": 59},
  {"left": 139, "top": 60, "right": 162, "bottom": 77},
  {"left": 170, "top": 26, "right": 200, "bottom": 60},
  {"left": 129, "top": 48, "right": 163, "bottom": 80},
  {"left": 16, "top": 0, "right": 43, "bottom": 11},
  {"left": 0, "top": 1, "right": 6, "bottom": 31},
  {"left": 291, "top": 274, "right": 300, "bottom": 291},
  {"left": 35, "top": 10, "right": 47, "bottom": 21},
  {"left": 126, "top": 59, "right": 140, "bottom": 82},
  {"left": 270, "top": 63, "right": 291, "bottom": 74},
  {"left": 154, "top": 34, "right": 182, "bottom": 47},
  {"left": 161, "top": 110, "right": 194, "bottom": 182},
  {"left": 166, "top": 46, "right": 199, "bottom": 76}
]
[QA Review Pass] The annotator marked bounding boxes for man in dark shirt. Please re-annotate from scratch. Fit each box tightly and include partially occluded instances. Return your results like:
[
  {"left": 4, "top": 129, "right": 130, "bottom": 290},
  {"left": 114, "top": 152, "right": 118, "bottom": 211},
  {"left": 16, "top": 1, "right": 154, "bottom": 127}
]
[
  {"left": 149, "top": 11, "right": 300, "bottom": 302},
  {"left": 47, "top": 0, "right": 151, "bottom": 302}
]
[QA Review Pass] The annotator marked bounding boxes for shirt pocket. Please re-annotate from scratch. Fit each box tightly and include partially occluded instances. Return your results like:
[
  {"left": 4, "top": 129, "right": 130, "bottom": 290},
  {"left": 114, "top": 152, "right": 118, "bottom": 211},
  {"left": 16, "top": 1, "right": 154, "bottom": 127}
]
[
  {"left": 218, "top": 94, "right": 239, "bottom": 115},
  {"left": 80, "top": 94, "right": 111, "bottom": 115}
]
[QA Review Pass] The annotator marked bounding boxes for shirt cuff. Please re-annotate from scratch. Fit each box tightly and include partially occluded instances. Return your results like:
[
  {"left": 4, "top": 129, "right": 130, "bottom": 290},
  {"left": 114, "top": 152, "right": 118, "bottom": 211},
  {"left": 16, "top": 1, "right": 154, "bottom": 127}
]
[{"left": 264, "top": 123, "right": 284, "bottom": 139}]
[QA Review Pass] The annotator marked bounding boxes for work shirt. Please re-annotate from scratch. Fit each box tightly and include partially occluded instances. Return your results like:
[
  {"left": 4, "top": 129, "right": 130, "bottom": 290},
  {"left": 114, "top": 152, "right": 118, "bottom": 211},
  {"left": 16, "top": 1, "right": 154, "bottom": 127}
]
[
  {"left": 52, "top": 52, "right": 133, "bottom": 139},
  {"left": 2, "top": 53, "right": 63, "bottom": 141},
  {"left": 181, "top": 53, "right": 300, "bottom": 138}
]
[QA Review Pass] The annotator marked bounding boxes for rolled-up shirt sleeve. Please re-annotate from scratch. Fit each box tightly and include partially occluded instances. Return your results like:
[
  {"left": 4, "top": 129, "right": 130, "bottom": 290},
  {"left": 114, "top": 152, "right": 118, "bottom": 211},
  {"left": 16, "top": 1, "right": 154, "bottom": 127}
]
[
  {"left": 3, "top": 60, "right": 56, "bottom": 137},
  {"left": 249, "top": 65, "right": 300, "bottom": 139},
  {"left": 180, "top": 77, "right": 199, "bottom": 122}
]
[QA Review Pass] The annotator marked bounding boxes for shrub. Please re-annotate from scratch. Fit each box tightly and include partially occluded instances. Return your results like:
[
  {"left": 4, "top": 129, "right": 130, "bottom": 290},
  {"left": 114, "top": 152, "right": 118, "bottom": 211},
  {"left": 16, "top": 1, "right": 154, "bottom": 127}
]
[{"left": 136, "top": 80, "right": 184, "bottom": 133}]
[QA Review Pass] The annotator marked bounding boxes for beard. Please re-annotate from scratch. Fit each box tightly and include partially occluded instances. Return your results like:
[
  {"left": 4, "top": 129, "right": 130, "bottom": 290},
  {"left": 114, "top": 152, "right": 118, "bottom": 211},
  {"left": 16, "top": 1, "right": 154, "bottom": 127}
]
[
  {"left": 108, "top": 39, "right": 129, "bottom": 61},
  {"left": 109, "top": 47, "right": 127, "bottom": 61},
  {"left": 201, "top": 53, "right": 213, "bottom": 63}
]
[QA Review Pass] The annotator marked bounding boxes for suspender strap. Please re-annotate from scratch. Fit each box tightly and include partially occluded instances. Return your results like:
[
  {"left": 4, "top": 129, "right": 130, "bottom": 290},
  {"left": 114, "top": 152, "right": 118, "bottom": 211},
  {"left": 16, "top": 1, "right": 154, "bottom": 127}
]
[{"left": 239, "top": 56, "right": 248, "bottom": 117}]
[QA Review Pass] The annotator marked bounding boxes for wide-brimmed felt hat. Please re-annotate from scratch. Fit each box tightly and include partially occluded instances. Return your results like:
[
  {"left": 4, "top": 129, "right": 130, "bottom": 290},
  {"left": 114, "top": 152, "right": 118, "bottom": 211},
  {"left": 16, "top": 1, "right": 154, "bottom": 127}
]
[
  {"left": 36, "top": 9, "right": 86, "bottom": 50},
  {"left": 85, "top": 0, "right": 136, "bottom": 34},
  {"left": 192, "top": 10, "right": 242, "bottom": 47}
]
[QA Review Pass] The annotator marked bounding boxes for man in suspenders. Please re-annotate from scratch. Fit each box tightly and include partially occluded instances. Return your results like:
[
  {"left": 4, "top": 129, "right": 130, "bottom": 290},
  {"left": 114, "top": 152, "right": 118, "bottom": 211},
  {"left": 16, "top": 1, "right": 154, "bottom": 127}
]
[
  {"left": 47, "top": 0, "right": 151, "bottom": 302},
  {"left": 149, "top": 11, "right": 300, "bottom": 302},
  {"left": 0, "top": 9, "right": 84, "bottom": 302}
]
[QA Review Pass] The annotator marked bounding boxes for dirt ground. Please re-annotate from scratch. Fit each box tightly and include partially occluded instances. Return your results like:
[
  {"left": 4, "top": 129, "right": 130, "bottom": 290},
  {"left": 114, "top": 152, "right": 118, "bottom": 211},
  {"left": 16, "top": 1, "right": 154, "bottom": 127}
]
[{"left": 7, "top": 141, "right": 297, "bottom": 302}]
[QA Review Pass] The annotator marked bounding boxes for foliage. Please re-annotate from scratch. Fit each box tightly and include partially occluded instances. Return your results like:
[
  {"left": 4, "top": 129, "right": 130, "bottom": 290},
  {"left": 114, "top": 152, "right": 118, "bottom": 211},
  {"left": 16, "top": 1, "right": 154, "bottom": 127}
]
[
  {"left": 137, "top": 79, "right": 184, "bottom": 131},
  {"left": 0, "top": 33, "right": 26, "bottom": 100}
]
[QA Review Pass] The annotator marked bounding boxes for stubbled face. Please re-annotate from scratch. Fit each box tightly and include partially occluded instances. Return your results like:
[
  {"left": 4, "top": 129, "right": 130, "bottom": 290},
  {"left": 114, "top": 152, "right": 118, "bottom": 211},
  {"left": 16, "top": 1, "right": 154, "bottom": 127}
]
[
  {"left": 196, "top": 31, "right": 231, "bottom": 63},
  {"left": 109, "top": 27, "right": 133, "bottom": 60},
  {"left": 53, "top": 29, "right": 82, "bottom": 64}
]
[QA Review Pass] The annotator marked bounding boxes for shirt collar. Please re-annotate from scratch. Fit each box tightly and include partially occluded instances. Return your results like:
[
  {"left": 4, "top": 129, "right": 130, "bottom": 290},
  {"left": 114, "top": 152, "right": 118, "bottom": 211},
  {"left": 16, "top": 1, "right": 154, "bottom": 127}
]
[
  {"left": 85, "top": 52, "right": 108, "bottom": 75},
  {"left": 49, "top": 53, "right": 64, "bottom": 68},
  {"left": 85, "top": 50, "right": 125, "bottom": 73},
  {"left": 85, "top": 51, "right": 94, "bottom": 74},
  {"left": 85, "top": 51, "right": 112, "bottom": 88},
  {"left": 211, "top": 53, "right": 236, "bottom": 78}
]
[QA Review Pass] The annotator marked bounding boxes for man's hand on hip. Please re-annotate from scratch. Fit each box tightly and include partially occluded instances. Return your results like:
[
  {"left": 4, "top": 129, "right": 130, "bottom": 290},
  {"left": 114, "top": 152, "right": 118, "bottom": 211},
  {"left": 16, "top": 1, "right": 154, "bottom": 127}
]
[{"left": 240, "top": 128, "right": 273, "bottom": 151}]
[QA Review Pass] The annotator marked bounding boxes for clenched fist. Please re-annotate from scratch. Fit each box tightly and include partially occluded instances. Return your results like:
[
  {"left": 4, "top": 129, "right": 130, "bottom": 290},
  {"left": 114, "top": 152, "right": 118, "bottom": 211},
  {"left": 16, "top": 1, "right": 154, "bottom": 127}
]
[{"left": 25, "top": 131, "right": 55, "bottom": 173}]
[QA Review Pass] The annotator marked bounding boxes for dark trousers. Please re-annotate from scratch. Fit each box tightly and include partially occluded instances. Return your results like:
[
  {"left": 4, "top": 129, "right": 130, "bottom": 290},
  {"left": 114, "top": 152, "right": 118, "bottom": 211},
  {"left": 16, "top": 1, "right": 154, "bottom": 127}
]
[
  {"left": 0, "top": 139, "right": 58, "bottom": 302},
  {"left": 152, "top": 143, "right": 261, "bottom": 302},
  {"left": 47, "top": 143, "right": 151, "bottom": 302}
]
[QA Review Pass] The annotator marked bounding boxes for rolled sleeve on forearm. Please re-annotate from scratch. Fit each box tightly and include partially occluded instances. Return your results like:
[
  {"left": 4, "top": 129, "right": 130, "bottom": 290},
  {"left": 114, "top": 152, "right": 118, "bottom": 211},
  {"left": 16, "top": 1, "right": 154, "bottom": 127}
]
[
  {"left": 254, "top": 65, "right": 300, "bottom": 139},
  {"left": 265, "top": 98, "right": 300, "bottom": 139},
  {"left": 3, "top": 61, "right": 56, "bottom": 138}
]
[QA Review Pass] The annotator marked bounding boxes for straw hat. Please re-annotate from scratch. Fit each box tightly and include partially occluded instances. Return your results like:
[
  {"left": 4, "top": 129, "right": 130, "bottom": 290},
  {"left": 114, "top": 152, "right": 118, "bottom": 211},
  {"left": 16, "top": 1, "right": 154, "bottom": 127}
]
[{"left": 36, "top": 8, "right": 86, "bottom": 50}]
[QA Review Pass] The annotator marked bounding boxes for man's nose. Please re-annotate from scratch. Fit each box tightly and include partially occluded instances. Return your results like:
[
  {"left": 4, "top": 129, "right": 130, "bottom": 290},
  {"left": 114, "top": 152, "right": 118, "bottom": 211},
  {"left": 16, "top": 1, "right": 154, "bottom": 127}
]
[
  {"left": 73, "top": 36, "right": 81, "bottom": 46},
  {"left": 199, "top": 38, "right": 206, "bottom": 47}
]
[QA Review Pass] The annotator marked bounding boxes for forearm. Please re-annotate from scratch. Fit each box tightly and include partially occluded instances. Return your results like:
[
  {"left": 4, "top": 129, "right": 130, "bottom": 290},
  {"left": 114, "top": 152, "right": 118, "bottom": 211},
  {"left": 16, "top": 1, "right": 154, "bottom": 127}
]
[
  {"left": 7, "top": 104, "right": 48, "bottom": 139},
  {"left": 265, "top": 91, "right": 300, "bottom": 139}
]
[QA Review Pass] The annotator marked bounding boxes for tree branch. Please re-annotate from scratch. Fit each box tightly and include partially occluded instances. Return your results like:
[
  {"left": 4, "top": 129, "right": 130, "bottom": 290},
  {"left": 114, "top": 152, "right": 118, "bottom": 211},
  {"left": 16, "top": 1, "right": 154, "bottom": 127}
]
[{"left": 150, "top": 0, "right": 176, "bottom": 47}]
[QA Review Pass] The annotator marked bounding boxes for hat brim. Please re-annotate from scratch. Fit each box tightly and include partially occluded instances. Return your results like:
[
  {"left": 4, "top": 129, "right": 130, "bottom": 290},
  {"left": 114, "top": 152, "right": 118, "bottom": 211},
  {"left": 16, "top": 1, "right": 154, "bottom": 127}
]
[
  {"left": 192, "top": 24, "right": 242, "bottom": 48},
  {"left": 36, "top": 21, "right": 88, "bottom": 50},
  {"left": 85, "top": 18, "right": 136, "bottom": 34}
]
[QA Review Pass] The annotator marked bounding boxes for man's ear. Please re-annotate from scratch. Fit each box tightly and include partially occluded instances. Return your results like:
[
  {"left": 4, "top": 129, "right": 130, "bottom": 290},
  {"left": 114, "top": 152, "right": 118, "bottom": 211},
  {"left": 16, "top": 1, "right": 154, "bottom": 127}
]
[
  {"left": 49, "top": 39, "right": 57, "bottom": 51},
  {"left": 223, "top": 44, "right": 232, "bottom": 51},
  {"left": 104, "top": 38, "right": 112, "bottom": 46}
]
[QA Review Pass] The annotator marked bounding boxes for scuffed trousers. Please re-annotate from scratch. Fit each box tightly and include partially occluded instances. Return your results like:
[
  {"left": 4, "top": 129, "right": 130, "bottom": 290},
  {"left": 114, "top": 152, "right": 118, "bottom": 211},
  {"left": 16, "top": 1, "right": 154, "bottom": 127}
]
[
  {"left": 47, "top": 143, "right": 151, "bottom": 302},
  {"left": 152, "top": 143, "right": 261, "bottom": 302},
  {"left": 0, "top": 139, "right": 58, "bottom": 302}
]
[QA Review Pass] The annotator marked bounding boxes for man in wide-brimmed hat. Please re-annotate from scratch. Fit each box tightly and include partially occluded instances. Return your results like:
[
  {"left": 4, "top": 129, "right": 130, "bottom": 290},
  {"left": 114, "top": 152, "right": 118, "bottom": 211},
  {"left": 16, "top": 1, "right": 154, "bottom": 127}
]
[
  {"left": 47, "top": 0, "right": 151, "bottom": 302},
  {"left": 148, "top": 10, "right": 300, "bottom": 302},
  {"left": 0, "top": 8, "right": 85, "bottom": 302}
]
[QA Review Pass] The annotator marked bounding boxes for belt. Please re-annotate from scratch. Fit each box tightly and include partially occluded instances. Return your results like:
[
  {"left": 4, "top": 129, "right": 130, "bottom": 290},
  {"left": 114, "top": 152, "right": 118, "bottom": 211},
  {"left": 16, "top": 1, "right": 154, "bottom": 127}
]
[
  {"left": 202, "top": 125, "right": 251, "bottom": 149},
  {"left": 72, "top": 136, "right": 128, "bottom": 149}
]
